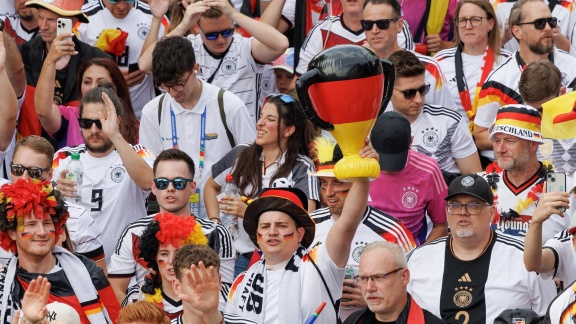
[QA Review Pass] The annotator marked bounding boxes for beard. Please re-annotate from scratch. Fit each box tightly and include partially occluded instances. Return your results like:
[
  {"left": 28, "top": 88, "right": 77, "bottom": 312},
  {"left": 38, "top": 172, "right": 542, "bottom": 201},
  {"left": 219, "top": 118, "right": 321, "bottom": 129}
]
[
  {"left": 528, "top": 38, "right": 554, "bottom": 55},
  {"left": 454, "top": 229, "right": 474, "bottom": 238},
  {"left": 84, "top": 135, "right": 114, "bottom": 154}
]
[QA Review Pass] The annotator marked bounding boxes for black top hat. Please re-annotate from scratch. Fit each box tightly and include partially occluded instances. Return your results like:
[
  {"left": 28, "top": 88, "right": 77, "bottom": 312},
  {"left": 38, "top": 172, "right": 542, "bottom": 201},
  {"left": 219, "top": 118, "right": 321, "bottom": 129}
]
[{"left": 243, "top": 188, "right": 316, "bottom": 249}]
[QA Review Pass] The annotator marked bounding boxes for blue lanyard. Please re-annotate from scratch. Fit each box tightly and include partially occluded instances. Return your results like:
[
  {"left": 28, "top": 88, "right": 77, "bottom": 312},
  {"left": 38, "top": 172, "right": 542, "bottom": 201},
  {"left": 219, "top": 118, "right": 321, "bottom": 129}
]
[{"left": 169, "top": 103, "right": 206, "bottom": 177}]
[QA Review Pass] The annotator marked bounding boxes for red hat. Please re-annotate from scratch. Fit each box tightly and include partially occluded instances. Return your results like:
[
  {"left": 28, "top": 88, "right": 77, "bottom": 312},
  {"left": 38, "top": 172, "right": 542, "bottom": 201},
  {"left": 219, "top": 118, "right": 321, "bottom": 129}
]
[{"left": 25, "top": 0, "right": 89, "bottom": 23}]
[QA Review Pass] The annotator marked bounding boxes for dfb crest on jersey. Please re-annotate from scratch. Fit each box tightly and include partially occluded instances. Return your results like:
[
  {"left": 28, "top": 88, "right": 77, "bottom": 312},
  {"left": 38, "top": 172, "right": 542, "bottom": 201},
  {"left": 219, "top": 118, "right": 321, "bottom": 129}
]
[
  {"left": 111, "top": 166, "right": 126, "bottom": 183},
  {"left": 222, "top": 59, "right": 237, "bottom": 75},
  {"left": 401, "top": 187, "right": 419, "bottom": 209},
  {"left": 422, "top": 128, "right": 439, "bottom": 147}
]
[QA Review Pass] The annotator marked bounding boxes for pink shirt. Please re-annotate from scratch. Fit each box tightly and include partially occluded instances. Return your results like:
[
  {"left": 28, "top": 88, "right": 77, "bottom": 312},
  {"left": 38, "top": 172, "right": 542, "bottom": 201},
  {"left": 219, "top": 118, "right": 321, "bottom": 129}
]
[
  {"left": 57, "top": 105, "right": 83, "bottom": 147},
  {"left": 368, "top": 150, "right": 447, "bottom": 244},
  {"left": 403, "top": 0, "right": 458, "bottom": 43}
]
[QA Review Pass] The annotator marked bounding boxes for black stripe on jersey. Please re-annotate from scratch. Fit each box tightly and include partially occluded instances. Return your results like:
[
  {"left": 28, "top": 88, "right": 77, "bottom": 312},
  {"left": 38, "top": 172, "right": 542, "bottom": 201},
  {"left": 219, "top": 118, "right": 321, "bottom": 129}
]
[
  {"left": 440, "top": 232, "right": 496, "bottom": 323},
  {"left": 134, "top": 0, "right": 153, "bottom": 14},
  {"left": 545, "top": 278, "right": 576, "bottom": 322},
  {"left": 301, "top": 15, "right": 340, "bottom": 50},
  {"left": 310, "top": 208, "right": 332, "bottom": 224},
  {"left": 481, "top": 80, "right": 523, "bottom": 103},
  {"left": 113, "top": 215, "right": 155, "bottom": 254},
  {"left": 422, "top": 104, "right": 462, "bottom": 122},
  {"left": 434, "top": 47, "right": 457, "bottom": 61},
  {"left": 78, "top": 245, "right": 104, "bottom": 261},
  {"left": 494, "top": 233, "right": 524, "bottom": 251},
  {"left": 553, "top": 230, "right": 571, "bottom": 242},
  {"left": 81, "top": 0, "right": 104, "bottom": 16},
  {"left": 197, "top": 218, "right": 235, "bottom": 259},
  {"left": 121, "top": 285, "right": 141, "bottom": 308},
  {"left": 543, "top": 246, "right": 560, "bottom": 278},
  {"left": 401, "top": 24, "right": 413, "bottom": 50},
  {"left": 407, "top": 236, "right": 448, "bottom": 260},
  {"left": 296, "top": 155, "right": 320, "bottom": 201}
]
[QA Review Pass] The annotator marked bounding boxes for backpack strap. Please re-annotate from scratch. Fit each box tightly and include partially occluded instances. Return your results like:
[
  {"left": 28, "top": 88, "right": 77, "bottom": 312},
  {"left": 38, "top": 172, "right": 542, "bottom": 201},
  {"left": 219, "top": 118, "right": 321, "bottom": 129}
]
[
  {"left": 218, "top": 89, "right": 236, "bottom": 148},
  {"left": 157, "top": 94, "right": 166, "bottom": 125}
]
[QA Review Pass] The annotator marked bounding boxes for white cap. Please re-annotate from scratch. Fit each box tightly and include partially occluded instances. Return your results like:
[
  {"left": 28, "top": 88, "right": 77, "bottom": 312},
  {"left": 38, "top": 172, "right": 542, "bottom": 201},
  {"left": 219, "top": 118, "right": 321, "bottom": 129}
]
[{"left": 45, "top": 302, "right": 81, "bottom": 323}]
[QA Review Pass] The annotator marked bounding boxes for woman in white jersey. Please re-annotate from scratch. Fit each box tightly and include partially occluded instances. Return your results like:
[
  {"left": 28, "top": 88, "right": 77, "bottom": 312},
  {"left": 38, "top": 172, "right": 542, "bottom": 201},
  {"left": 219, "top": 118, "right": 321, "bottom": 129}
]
[
  {"left": 434, "top": 0, "right": 511, "bottom": 130},
  {"left": 204, "top": 91, "right": 320, "bottom": 276}
]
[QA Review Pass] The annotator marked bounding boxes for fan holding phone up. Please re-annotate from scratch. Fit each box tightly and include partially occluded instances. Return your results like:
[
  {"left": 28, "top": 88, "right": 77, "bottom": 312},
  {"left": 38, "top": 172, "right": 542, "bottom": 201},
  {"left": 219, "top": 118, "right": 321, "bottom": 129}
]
[{"left": 55, "top": 18, "right": 74, "bottom": 70}]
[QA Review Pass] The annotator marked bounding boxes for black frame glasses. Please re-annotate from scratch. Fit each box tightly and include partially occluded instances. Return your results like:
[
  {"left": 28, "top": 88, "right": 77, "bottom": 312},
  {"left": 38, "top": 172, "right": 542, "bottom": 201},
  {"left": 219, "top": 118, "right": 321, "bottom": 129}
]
[
  {"left": 394, "top": 84, "right": 430, "bottom": 100},
  {"left": 446, "top": 202, "right": 491, "bottom": 215},
  {"left": 159, "top": 72, "right": 192, "bottom": 93},
  {"left": 10, "top": 163, "right": 50, "bottom": 180},
  {"left": 360, "top": 18, "right": 399, "bottom": 31},
  {"left": 358, "top": 268, "right": 404, "bottom": 285},
  {"left": 455, "top": 16, "right": 487, "bottom": 28},
  {"left": 153, "top": 177, "right": 193, "bottom": 190},
  {"left": 198, "top": 24, "right": 235, "bottom": 41},
  {"left": 78, "top": 118, "right": 102, "bottom": 130},
  {"left": 516, "top": 17, "right": 558, "bottom": 30}
]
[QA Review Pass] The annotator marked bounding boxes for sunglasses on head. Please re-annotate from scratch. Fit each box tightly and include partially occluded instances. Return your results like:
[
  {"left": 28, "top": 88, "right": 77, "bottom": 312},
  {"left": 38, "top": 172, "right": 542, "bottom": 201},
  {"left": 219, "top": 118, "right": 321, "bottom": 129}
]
[
  {"left": 153, "top": 177, "right": 193, "bottom": 190},
  {"left": 108, "top": 0, "right": 136, "bottom": 4},
  {"left": 394, "top": 84, "right": 431, "bottom": 100},
  {"left": 10, "top": 163, "right": 50, "bottom": 180},
  {"left": 198, "top": 24, "right": 235, "bottom": 41},
  {"left": 517, "top": 17, "right": 558, "bottom": 30},
  {"left": 360, "top": 18, "right": 399, "bottom": 31},
  {"left": 78, "top": 118, "right": 102, "bottom": 130}
]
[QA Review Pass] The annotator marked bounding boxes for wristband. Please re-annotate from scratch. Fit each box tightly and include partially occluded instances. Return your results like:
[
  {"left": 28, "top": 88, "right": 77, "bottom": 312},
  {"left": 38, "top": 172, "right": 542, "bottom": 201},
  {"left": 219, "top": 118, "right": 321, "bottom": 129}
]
[{"left": 209, "top": 217, "right": 222, "bottom": 224}]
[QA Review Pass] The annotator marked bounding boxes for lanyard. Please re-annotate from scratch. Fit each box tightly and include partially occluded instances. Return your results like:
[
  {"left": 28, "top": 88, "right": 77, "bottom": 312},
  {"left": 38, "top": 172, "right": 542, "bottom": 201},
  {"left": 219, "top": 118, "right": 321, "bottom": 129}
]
[
  {"left": 169, "top": 103, "right": 207, "bottom": 177},
  {"left": 455, "top": 45, "right": 494, "bottom": 124}
]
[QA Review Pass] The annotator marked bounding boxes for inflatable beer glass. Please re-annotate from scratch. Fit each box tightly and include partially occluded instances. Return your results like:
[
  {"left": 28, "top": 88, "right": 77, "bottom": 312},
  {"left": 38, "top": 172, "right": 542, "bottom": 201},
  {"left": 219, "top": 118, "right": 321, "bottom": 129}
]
[{"left": 296, "top": 45, "right": 395, "bottom": 180}]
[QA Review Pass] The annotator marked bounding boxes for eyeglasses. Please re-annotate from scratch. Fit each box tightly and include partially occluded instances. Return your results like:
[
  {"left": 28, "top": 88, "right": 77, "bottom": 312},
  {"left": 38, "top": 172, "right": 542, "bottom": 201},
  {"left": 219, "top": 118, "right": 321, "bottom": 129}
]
[
  {"left": 158, "top": 72, "right": 192, "bottom": 93},
  {"left": 446, "top": 202, "right": 491, "bottom": 215},
  {"left": 78, "top": 118, "right": 102, "bottom": 130},
  {"left": 358, "top": 268, "right": 403, "bottom": 285},
  {"left": 197, "top": 24, "right": 235, "bottom": 41},
  {"left": 266, "top": 93, "right": 295, "bottom": 104},
  {"left": 10, "top": 163, "right": 51, "bottom": 180},
  {"left": 153, "top": 177, "right": 193, "bottom": 190},
  {"left": 108, "top": 0, "right": 136, "bottom": 4},
  {"left": 516, "top": 17, "right": 558, "bottom": 30},
  {"left": 455, "top": 16, "right": 487, "bottom": 28},
  {"left": 360, "top": 18, "right": 399, "bottom": 31},
  {"left": 394, "top": 84, "right": 430, "bottom": 100}
]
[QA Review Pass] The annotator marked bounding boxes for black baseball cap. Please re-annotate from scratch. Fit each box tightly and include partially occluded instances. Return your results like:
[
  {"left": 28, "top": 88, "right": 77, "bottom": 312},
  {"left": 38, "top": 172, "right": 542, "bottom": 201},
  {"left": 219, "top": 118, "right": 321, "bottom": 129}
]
[
  {"left": 445, "top": 174, "right": 494, "bottom": 205},
  {"left": 370, "top": 112, "right": 411, "bottom": 172}
]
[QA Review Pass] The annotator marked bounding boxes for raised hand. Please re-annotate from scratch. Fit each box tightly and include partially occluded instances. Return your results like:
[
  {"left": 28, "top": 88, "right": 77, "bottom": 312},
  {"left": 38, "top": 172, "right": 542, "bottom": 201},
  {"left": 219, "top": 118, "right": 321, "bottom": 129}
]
[
  {"left": 46, "top": 33, "right": 77, "bottom": 64},
  {"left": 21, "top": 276, "right": 51, "bottom": 323},
  {"left": 149, "top": 0, "right": 170, "bottom": 19},
  {"left": 98, "top": 92, "right": 121, "bottom": 140},
  {"left": 178, "top": 261, "right": 220, "bottom": 314}
]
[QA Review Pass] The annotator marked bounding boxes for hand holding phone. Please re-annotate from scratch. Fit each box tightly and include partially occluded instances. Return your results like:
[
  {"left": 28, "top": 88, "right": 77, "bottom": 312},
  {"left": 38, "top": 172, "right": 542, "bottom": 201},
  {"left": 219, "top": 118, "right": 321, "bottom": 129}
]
[
  {"left": 57, "top": 18, "right": 73, "bottom": 39},
  {"left": 546, "top": 172, "right": 567, "bottom": 212}
]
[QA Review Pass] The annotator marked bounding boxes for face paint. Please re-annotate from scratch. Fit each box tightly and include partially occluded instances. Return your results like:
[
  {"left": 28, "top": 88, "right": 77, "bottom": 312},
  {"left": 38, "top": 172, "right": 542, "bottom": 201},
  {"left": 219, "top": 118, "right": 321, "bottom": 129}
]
[
  {"left": 283, "top": 232, "right": 295, "bottom": 240},
  {"left": 21, "top": 232, "right": 33, "bottom": 240},
  {"left": 256, "top": 232, "right": 264, "bottom": 241},
  {"left": 49, "top": 230, "right": 56, "bottom": 238},
  {"left": 158, "top": 259, "right": 167, "bottom": 268}
]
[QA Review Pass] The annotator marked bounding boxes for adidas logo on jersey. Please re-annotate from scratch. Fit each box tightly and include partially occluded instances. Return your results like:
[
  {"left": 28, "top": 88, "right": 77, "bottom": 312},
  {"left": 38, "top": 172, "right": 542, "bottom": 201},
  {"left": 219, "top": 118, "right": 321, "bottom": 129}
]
[{"left": 458, "top": 273, "right": 472, "bottom": 282}]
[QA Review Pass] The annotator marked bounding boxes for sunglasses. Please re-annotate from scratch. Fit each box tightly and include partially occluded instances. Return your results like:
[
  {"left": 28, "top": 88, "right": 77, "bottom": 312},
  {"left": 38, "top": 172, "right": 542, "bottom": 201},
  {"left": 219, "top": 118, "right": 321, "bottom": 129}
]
[
  {"left": 10, "top": 163, "right": 50, "bottom": 180},
  {"left": 516, "top": 17, "right": 558, "bottom": 30},
  {"left": 153, "top": 177, "right": 193, "bottom": 190},
  {"left": 198, "top": 24, "right": 234, "bottom": 41},
  {"left": 78, "top": 118, "right": 102, "bottom": 130},
  {"left": 360, "top": 18, "right": 399, "bottom": 31},
  {"left": 108, "top": 0, "right": 136, "bottom": 4},
  {"left": 394, "top": 84, "right": 430, "bottom": 100}
]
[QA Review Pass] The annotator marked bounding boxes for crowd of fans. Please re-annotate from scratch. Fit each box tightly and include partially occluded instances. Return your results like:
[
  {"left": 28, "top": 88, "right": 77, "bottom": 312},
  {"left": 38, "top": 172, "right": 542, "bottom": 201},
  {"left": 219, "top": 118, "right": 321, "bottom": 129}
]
[{"left": 1, "top": 0, "right": 576, "bottom": 322}]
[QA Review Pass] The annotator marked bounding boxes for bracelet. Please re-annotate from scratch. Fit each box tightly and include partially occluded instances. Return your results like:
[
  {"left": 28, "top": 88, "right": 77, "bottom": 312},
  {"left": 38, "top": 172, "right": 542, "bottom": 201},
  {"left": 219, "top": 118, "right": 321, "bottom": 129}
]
[
  {"left": 241, "top": 196, "right": 254, "bottom": 205},
  {"left": 209, "top": 217, "right": 222, "bottom": 224}
]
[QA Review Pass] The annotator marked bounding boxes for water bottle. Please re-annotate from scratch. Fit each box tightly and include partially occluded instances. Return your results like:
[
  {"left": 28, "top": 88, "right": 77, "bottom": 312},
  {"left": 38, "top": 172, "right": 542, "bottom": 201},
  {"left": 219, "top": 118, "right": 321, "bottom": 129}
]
[
  {"left": 341, "top": 265, "right": 355, "bottom": 309},
  {"left": 221, "top": 174, "right": 239, "bottom": 240},
  {"left": 65, "top": 152, "right": 83, "bottom": 204}
]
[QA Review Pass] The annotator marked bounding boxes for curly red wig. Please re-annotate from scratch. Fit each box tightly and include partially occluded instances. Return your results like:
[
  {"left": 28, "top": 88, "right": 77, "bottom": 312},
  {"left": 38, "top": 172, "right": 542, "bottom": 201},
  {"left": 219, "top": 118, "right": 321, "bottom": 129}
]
[{"left": 0, "top": 179, "right": 68, "bottom": 253}]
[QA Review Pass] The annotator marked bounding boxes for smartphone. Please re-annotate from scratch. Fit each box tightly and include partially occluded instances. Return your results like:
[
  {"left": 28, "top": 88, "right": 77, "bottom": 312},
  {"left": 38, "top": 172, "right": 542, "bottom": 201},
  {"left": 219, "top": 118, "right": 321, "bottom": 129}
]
[
  {"left": 546, "top": 172, "right": 567, "bottom": 212},
  {"left": 57, "top": 18, "right": 73, "bottom": 38}
]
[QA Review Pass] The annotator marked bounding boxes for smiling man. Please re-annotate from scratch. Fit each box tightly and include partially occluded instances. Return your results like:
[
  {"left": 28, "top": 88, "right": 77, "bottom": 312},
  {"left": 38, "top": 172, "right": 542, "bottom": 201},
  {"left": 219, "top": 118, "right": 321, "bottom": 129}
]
[{"left": 407, "top": 174, "right": 556, "bottom": 323}]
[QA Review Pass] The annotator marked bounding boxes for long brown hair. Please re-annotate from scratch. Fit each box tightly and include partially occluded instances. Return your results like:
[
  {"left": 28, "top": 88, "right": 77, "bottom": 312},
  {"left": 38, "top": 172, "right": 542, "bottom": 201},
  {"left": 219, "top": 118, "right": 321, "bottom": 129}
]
[
  {"left": 76, "top": 58, "right": 140, "bottom": 145},
  {"left": 232, "top": 92, "right": 316, "bottom": 197}
]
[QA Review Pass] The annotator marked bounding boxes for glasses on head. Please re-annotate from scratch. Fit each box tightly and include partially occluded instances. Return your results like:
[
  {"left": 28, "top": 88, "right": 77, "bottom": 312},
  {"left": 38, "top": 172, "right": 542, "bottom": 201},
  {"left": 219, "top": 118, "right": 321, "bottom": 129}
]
[
  {"left": 158, "top": 72, "right": 192, "bottom": 93},
  {"left": 446, "top": 202, "right": 491, "bottom": 215},
  {"left": 78, "top": 118, "right": 102, "bottom": 130},
  {"left": 455, "top": 16, "right": 487, "bottom": 28},
  {"left": 360, "top": 18, "right": 399, "bottom": 31},
  {"left": 10, "top": 163, "right": 50, "bottom": 180},
  {"left": 394, "top": 84, "right": 430, "bottom": 100},
  {"left": 516, "top": 17, "right": 558, "bottom": 30},
  {"left": 153, "top": 177, "right": 193, "bottom": 190},
  {"left": 358, "top": 268, "right": 403, "bottom": 285},
  {"left": 266, "top": 93, "right": 295, "bottom": 104},
  {"left": 108, "top": 0, "right": 136, "bottom": 4},
  {"left": 198, "top": 24, "right": 235, "bottom": 41}
]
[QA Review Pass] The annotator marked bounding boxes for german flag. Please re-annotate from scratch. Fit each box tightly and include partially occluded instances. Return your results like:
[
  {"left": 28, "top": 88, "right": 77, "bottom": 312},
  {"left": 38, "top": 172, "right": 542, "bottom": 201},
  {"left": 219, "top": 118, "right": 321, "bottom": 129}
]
[{"left": 490, "top": 104, "right": 543, "bottom": 143}]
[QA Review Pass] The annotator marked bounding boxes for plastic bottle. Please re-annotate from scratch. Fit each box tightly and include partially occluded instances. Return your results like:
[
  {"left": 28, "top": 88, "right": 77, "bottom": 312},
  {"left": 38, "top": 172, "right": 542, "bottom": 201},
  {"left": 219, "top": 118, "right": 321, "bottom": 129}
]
[
  {"left": 221, "top": 174, "right": 239, "bottom": 240},
  {"left": 65, "top": 152, "right": 83, "bottom": 204},
  {"left": 341, "top": 265, "right": 355, "bottom": 309}
]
